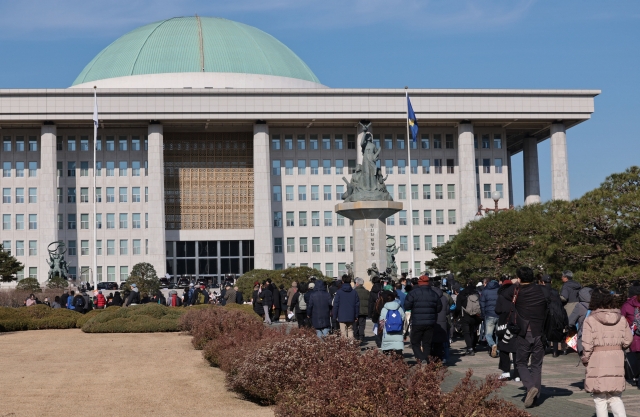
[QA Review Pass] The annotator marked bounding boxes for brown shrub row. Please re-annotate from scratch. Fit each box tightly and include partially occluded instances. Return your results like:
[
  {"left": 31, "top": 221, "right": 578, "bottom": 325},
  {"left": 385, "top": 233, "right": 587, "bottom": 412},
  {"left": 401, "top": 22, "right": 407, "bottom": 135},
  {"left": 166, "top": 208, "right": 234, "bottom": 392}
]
[{"left": 180, "top": 307, "right": 530, "bottom": 417}]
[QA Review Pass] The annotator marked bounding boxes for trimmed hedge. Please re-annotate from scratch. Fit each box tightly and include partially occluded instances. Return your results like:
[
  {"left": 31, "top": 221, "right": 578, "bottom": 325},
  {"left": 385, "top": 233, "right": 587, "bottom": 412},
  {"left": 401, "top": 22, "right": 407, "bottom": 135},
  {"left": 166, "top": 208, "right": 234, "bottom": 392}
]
[
  {"left": 0, "top": 305, "right": 80, "bottom": 332},
  {"left": 81, "top": 304, "right": 185, "bottom": 333}
]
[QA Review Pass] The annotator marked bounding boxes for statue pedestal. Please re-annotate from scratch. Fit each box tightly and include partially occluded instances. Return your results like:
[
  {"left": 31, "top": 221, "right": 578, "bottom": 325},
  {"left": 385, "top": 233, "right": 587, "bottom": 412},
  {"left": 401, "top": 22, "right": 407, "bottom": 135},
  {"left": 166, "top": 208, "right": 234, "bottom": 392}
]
[{"left": 335, "top": 201, "right": 403, "bottom": 289}]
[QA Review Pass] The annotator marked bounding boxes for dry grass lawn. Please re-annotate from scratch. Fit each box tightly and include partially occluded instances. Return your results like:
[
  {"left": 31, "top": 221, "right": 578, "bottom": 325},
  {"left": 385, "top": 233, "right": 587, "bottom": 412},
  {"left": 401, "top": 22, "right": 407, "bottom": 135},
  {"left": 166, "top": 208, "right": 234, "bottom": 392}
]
[{"left": 0, "top": 329, "right": 273, "bottom": 417}]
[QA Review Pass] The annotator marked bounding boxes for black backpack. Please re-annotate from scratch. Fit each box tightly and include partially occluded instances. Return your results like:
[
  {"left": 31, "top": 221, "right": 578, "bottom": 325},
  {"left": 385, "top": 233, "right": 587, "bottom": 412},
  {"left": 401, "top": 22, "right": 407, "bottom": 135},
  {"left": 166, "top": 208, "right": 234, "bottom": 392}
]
[
  {"left": 74, "top": 297, "right": 85, "bottom": 309},
  {"left": 544, "top": 292, "right": 568, "bottom": 342}
]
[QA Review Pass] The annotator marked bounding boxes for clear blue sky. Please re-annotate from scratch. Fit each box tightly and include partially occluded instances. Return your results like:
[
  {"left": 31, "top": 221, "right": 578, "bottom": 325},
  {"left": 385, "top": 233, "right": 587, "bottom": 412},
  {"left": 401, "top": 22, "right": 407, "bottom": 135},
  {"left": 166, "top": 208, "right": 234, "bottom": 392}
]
[{"left": 0, "top": 0, "right": 637, "bottom": 206}]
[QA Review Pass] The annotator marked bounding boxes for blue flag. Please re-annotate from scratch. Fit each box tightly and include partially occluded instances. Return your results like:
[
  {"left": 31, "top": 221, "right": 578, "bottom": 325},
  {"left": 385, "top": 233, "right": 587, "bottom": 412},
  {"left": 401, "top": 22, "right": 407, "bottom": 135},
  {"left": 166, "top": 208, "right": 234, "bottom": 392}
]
[{"left": 407, "top": 95, "right": 418, "bottom": 142}]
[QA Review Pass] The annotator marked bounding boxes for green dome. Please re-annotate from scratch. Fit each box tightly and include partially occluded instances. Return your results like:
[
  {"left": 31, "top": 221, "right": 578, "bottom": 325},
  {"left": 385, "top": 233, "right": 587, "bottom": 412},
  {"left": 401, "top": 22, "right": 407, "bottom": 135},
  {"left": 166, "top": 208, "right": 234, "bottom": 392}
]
[{"left": 72, "top": 16, "right": 320, "bottom": 86}]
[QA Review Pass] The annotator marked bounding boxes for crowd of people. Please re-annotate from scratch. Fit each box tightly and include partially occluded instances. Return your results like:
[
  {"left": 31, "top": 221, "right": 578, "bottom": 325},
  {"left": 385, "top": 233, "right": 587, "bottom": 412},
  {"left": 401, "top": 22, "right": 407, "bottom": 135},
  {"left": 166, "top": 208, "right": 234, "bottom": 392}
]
[{"left": 252, "top": 270, "right": 640, "bottom": 416}]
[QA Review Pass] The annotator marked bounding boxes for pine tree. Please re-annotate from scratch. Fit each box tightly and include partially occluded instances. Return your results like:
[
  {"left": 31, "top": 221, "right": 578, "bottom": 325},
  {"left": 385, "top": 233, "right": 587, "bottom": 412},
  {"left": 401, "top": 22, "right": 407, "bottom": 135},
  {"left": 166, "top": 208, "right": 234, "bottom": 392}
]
[{"left": 0, "top": 244, "right": 23, "bottom": 282}]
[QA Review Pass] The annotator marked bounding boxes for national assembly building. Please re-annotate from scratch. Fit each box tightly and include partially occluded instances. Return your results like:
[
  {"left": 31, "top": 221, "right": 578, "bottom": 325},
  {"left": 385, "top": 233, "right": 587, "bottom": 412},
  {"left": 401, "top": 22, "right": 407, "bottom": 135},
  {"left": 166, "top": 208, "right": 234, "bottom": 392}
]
[{"left": 0, "top": 16, "right": 599, "bottom": 285}]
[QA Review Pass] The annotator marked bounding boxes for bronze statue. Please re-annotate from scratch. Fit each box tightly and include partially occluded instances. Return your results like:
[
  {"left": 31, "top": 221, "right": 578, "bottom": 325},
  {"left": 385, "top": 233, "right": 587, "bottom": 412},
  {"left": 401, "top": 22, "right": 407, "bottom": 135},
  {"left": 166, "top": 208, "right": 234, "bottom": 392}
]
[
  {"left": 386, "top": 236, "right": 398, "bottom": 279},
  {"left": 47, "top": 241, "right": 69, "bottom": 281},
  {"left": 367, "top": 262, "right": 380, "bottom": 281}
]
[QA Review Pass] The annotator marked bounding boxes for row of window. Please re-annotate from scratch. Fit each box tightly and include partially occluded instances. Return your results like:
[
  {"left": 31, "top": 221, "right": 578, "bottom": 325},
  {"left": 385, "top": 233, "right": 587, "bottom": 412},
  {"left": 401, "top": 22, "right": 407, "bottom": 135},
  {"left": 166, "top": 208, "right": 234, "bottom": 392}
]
[
  {"left": 274, "top": 261, "right": 429, "bottom": 278},
  {"left": 271, "top": 133, "right": 503, "bottom": 151},
  {"left": 273, "top": 184, "right": 458, "bottom": 202},
  {"left": 56, "top": 161, "right": 147, "bottom": 177},
  {"left": 2, "top": 239, "right": 148, "bottom": 258},
  {"left": 273, "top": 209, "right": 458, "bottom": 227},
  {"left": 1, "top": 162, "right": 38, "bottom": 177},
  {"left": 56, "top": 213, "right": 148, "bottom": 230},
  {"left": 55, "top": 136, "right": 147, "bottom": 152},
  {"left": 2, "top": 214, "right": 37, "bottom": 230},
  {"left": 274, "top": 234, "right": 454, "bottom": 254},
  {"left": 2, "top": 188, "right": 37, "bottom": 203},
  {"left": 55, "top": 187, "right": 149, "bottom": 204},
  {"left": 2, "top": 137, "right": 39, "bottom": 152}
]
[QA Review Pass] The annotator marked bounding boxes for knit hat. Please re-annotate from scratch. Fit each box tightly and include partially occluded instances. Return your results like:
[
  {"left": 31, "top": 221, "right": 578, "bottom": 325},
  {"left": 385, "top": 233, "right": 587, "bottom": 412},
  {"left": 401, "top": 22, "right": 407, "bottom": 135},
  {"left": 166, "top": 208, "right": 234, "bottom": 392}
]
[
  {"left": 383, "top": 285, "right": 393, "bottom": 291},
  {"left": 418, "top": 275, "right": 429, "bottom": 286},
  {"left": 541, "top": 274, "right": 552, "bottom": 283}
]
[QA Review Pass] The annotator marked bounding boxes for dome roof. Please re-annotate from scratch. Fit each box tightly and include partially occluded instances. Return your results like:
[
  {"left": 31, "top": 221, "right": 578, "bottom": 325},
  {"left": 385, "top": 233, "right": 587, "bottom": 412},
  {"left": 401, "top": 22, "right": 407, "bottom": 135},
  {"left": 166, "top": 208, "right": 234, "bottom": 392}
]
[{"left": 71, "top": 16, "right": 321, "bottom": 87}]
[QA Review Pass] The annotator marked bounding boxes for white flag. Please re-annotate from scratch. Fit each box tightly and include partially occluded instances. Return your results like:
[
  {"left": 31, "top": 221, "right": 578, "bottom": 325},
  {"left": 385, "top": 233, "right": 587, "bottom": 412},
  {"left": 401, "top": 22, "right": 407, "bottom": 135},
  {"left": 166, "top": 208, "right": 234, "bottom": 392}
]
[{"left": 93, "top": 90, "right": 98, "bottom": 127}]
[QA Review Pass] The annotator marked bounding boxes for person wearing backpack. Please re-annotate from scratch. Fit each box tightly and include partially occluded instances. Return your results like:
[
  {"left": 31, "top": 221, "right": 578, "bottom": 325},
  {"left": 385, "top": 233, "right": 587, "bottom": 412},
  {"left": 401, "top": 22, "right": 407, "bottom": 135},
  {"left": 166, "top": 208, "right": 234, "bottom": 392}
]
[
  {"left": 290, "top": 282, "right": 308, "bottom": 328},
  {"left": 568, "top": 287, "right": 592, "bottom": 355},
  {"left": 456, "top": 283, "right": 482, "bottom": 356},
  {"left": 379, "top": 292, "right": 405, "bottom": 356},
  {"left": 72, "top": 291, "right": 85, "bottom": 313},
  {"left": 404, "top": 274, "right": 442, "bottom": 364}
]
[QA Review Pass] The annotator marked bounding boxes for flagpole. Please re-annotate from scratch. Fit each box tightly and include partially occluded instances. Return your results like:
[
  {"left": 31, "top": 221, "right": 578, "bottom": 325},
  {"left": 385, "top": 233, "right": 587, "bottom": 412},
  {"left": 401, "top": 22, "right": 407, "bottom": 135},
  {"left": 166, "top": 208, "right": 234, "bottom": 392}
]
[
  {"left": 405, "top": 87, "right": 415, "bottom": 277},
  {"left": 92, "top": 87, "right": 98, "bottom": 290}
]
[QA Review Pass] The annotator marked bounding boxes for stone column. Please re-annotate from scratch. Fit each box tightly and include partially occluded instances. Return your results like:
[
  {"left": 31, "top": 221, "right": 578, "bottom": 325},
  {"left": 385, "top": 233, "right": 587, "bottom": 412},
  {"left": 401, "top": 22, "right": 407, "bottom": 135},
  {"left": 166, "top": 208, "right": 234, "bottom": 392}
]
[
  {"left": 253, "top": 122, "right": 273, "bottom": 269},
  {"left": 147, "top": 123, "right": 166, "bottom": 276},
  {"left": 550, "top": 123, "right": 570, "bottom": 200},
  {"left": 458, "top": 121, "right": 476, "bottom": 227},
  {"left": 39, "top": 123, "right": 58, "bottom": 284},
  {"left": 507, "top": 152, "right": 514, "bottom": 207},
  {"left": 523, "top": 136, "right": 541, "bottom": 205}
]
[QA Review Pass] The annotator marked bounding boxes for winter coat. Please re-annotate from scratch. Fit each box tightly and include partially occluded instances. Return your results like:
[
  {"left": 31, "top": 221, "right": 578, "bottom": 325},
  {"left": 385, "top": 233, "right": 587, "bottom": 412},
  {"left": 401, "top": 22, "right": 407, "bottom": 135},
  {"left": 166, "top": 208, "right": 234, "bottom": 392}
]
[
  {"left": 355, "top": 286, "right": 370, "bottom": 317},
  {"left": 60, "top": 293, "right": 68, "bottom": 308},
  {"left": 286, "top": 285, "right": 297, "bottom": 309},
  {"left": 168, "top": 292, "right": 182, "bottom": 307},
  {"left": 501, "top": 283, "right": 547, "bottom": 338},
  {"left": 51, "top": 301, "right": 61, "bottom": 309},
  {"left": 125, "top": 290, "right": 140, "bottom": 306},
  {"left": 272, "top": 286, "right": 281, "bottom": 309},
  {"left": 568, "top": 287, "right": 592, "bottom": 352},
  {"left": 112, "top": 292, "right": 123, "bottom": 307},
  {"left": 96, "top": 294, "right": 106, "bottom": 308},
  {"left": 540, "top": 284, "right": 568, "bottom": 343},
  {"left": 307, "top": 281, "right": 332, "bottom": 329},
  {"left": 236, "top": 291, "right": 244, "bottom": 304},
  {"left": 560, "top": 279, "right": 582, "bottom": 303},
  {"left": 432, "top": 287, "right": 451, "bottom": 344},
  {"left": 290, "top": 291, "right": 306, "bottom": 314},
  {"left": 404, "top": 285, "right": 442, "bottom": 327},
  {"left": 82, "top": 293, "right": 91, "bottom": 311},
  {"left": 582, "top": 309, "right": 633, "bottom": 394},
  {"left": 368, "top": 283, "right": 382, "bottom": 322},
  {"left": 252, "top": 289, "right": 263, "bottom": 315},
  {"left": 279, "top": 289, "right": 288, "bottom": 310},
  {"left": 479, "top": 280, "right": 500, "bottom": 318},
  {"left": 620, "top": 296, "right": 640, "bottom": 352},
  {"left": 224, "top": 289, "right": 237, "bottom": 305},
  {"left": 395, "top": 289, "right": 406, "bottom": 310},
  {"left": 379, "top": 300, "right": 406, "bottom": 351},
  {"left": 259, "top": 288, "right": 273, "bottom": 309},
  {"left": 72, "top": 295, "right": 85, "bottom": 312},
  {"left": 495, "top": 283, "right": 517, "bottom": 353},
  {"left": 333, "top": 284, "right": 360, "bottom": 323}
]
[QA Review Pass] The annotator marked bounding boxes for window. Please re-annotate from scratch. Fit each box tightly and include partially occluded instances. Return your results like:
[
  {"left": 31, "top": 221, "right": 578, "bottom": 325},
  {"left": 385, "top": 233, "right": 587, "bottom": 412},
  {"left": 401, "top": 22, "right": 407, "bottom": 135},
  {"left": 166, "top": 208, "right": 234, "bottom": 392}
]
[
  {"left": 105, "top": 187, "right": 114, "bottom": 203},
  {"left": 336, "top": 185, "right": 344, "bottom": 201},
  {"left": 433, "top": 134, "right": 442, "bottom": 149},
  {"left": 310, "top": 160, "right": 318, "bottom": 175},
  {"left": 287, "top": 238, "right": 295, "bottom": 253},
  {"left": 325, "top": 237, "right": 333, "bottom": 252},
  {"left": 3, "top": 162, "right": 10, "bottom": 177},
  {"left": 16, "top": 241, "right": 24, "bottom": 256},
  {"left": 95, "top": 137, "right": 102, "bottom": 151},
  {"left": 386, "top": 184, "right": 394, "bottom": 199},
  {"left": 68, "top": 137, "right": 76, "bottom": 151},
  {"left": 324, "top": 211, "right": 332, "bottom": 226},
  {"left": 274, "top": 238, "right": 282, "bottom": 253},
  {"left": 311, "top": 185, "right": 319, "bottom": 201},
  {"left": 120, "top": 266, "right": 128, "bottom": 281},
  {"left": 482, "top": 134, "right": 490, "bottom": 149},
  {"left": 337, "top": 236, "right": 346, "bottom": 252},
  {"left": 132, "top": 161, "right": 140, "bottom": 176},
  {"left": 16, "top": 188, "right": 24, "bottom": 203},
  {"left": 323, "top": 185, "right": 332, "bottom": 200},
  {"left": 347, "top": 134, "right": 356, "bottom": 150},
  {"left": 58, "top": 214, "right": 63, "bottom": 230},
  {"left": 399, "top": 210, "right": 407, "bottom": 225},
  {"left": 448, "top": 210, "right": 457, "bottom": 225},
  {"left": 386, "top": 214, "right": 395, "bottom": 226},
  {"left": 129, "top": 187, "right": 140, "bottom": 203},
  {"left": 96, "top": 213, "right": 102, "bottom": 229},
  {"left": 106, "top": 213, "right": 116, "bottom": 229},
  {"left": 273, "top": 186, "right": 281, "bottom": 202},
  {"left": 107, "top": 240, "right": 115, "bottom": 255},
  {"left": 297, "top": 135, "right": 306, "bottom": 150},
  {"left": 335, "top": 159, "right": 344, "bottom": 175},
  {"left": 421, "top": 134, "right": 430, "bottom": 149},
  {"left": 68, "top": 240, "right": 76, "bottom": 256},
  {"left": 272, "top": 136, "right": 281, "bottom": 150},
  {"left": 297, "top": 159, "right": 306, "bottom": 175},
  {"left": 413, "top": 235, "right": 421, "bottom": 251},
  {"left": 81, "top": 240, "right": 89, "bottom": 256},
  {"left": 67, "top": 213, "right": 76, "bottom": 229},
  {"left": 484, "top": 184, "right": 492, "bottom": 199},
  {"left": 118, "top": 137, "right": 127, "bottom": 151},
  {"left": 309, "top": 135, "right": 318, "bottom": 150},
  {"left": 483, "top": 158, "right": 491, "bottom": 174},
  {"left": 312, "top": 237, "right": 320, "bottom": 252},
  {"left": 299, "top": 211, "right": 307, "bottom": 226},
  {"left": 385, "top": 160, "right": 394, "bottom": 175},
  {"left": 348, "top": 159, "right": 356, "bottom": 174},
  {"left": 79, "top": 187, "right": 88, "bottom": 203},
  {"left": 286, "top": 212, "right": 295, "bottom": 227},
  {"left": 337, "top": 213, "right": 345, "bottom": 226},
  {"left": 325, "top": 263, "right": 334, "bottom": 277},
  {"left": 96, "top": 266, "right": 103, "bottom": 282},
  {"left": 494, "top": 134, "right": 502, "bottom": 149},
  {"left": 312, "top": 211, "right": 320, "bottom": 226},
  {"left": 423, "top": 184, "right": 431, "bottom": 199},
  {"left": 119, "top": 213, "right": 128, "bottom": 229},
  {"left": 120, "top": 240, "right": 128, "bottom": 255},
  {"left": 67, "top": 187, "right": 76, "bottom": 203},
  {"left": 496, "top": 183, "right": 504, "bottom": 198},
  {"left": 434, "top": 159, "right": 442, "bottom": 174},
  {"left": 94, "top": 187, "right": 102, "bottom": 203},
  {"left": 105, "top": 266, "right": 115, "bottom": 281},
  {"left": 284, "top": 160, "right": 293, "bottom": 175},
  {"left": 272, "top": 160, "right": 281, "bottom": 176},
  {"left": 119, "top": 161, "right": 127, "bottom": 176},
  {"left": 284, "top": 136, "right": 293, "bottom": 150},
  {"left": 145, "top": 213, "right": 148, "bottom": 229},
  {"left": 495, "top": 158, "right": 503, "bottom": 174},
  {"left": 475, "top": 159, "right": 479, "bottom": 174},
  {"left": 322, "top": 135, "right": 331, "bottom": 150},
  {"left": 28, "top": 161, "right": 37, "bottom": 177},
  {"left": 81, "top": 213, "right": 89, "bottom": 229},
  {"left": 398, "top": 185, "right": 406, "bottom": 200},
  {"left": 445, "top": 134, "right": 454, "bottom": 149},
  {"left": 425, "top": 235, "right": 433, "bottom": 250},
  {"left": 14, "top": 162, "right": 24, "bottom": 178},
  {"left": 2, "top": 188, "right": 9, "bottom": 203},
  {"left": 2, "top": 240, "right": 10, "bottom": 255},
  {"left": 298, "top": 186, "right": 307, "bottom": 201},
  {"left": 447, "top": 184, "right": 455, "bottom": 199},
  {"left": 436, "top": 210, "right": 444, "bottom": 225},
  {"left": 400, "top": 236, "right": 408, "bottom": 251},
  {"left": 16, "top": 214, "right": 24, "bottom": 230},
  {"left": 398, "top": 159, "right": 406, "bottom": 174},
  {"left": 285, "top": 185, "right": 294, "bottom": 201},
  {"left": 132, "top": 213, "right": 141, "bottom": 229},
  {"left": 106, "top": 161, "right": 114, "bottom": 176},
  {"left": 144, "top": 161, "right": 148, "bottom": 176},
  {"left": 384, "top": 136, "right": 393, "bottom": 150},
  {"left": 334, "top": 135, "right": 343, "bottom": 150},
  {"left": 299, "top": 237, "right": 308, "bottom": 253},
  {"left": 3, "top": 138, "right": 11, "bottom": 151},
  {"left": 411, "top": 184, "right": 419, "bottom": 200},
  {"left": 3, "top": 214, "right": 10, "bottom": 230},
  {"left": 273, "top": 212, "right": 282, "bottom": 227},
  {"left": 446, "top": 159, "right": 455, "bottom": 174},
  {"left": 410, "top": 159, "right": 418, "bottom": 174},
  {"left": 17, "top": 138, "right": 25, "bottom": 152},
  {"left": 437, "top": 235, "right": 445, "bottom": 247},
  {"left": 435, "top": 184, "right": 443, "bottom": 199},
  {"left": 412, "top": 210, "right": 419, "bottom": 225},
  {"left": 95, "top": 161, "right": 102, "bottom": 176},
  {"left": 56, "top": 162, "right": 63, "bottom": 177}
]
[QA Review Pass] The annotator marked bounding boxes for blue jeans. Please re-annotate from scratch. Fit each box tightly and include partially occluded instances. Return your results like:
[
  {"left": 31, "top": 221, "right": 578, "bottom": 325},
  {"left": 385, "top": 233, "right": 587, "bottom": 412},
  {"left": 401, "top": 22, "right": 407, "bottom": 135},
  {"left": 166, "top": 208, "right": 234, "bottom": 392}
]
[
  {"left": 316, "top": 327, "right": 330, "bottom": 338},
  {"left": 485, "top": 316, "right": 499, "bottom": 347}
]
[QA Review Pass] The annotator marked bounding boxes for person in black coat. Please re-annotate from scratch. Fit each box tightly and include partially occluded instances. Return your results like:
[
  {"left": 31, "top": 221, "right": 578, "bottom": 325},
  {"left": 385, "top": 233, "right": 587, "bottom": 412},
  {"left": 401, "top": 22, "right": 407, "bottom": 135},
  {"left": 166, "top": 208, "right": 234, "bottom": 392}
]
[
  {"left": 307, "top": 280, "right": 332, "bottom": 337},
  {"left": 456, "top": 283, "right": 482, "bottom": 355},
  {"left": 404, "top": 275, "right": 442, "bottom": 363},
  {"left": 368, "top": 278, "right": 382, "bottom": 323},
  {"left": 494, "top": 277, "right": 519, "bottom": 381},
  {"left": 60, "top": 291, "right": 69, "bottom": 308},
  {"left": 279, "top": 285, "right": 288, "bottom": 320},
  {"left": 431, "top": 286, "right": 452, "bottom": 363},
  {"left": 252, "top": 282, "right": 263, "bottom": 317},
  {"left": 272, "top": 282, "right": 282, "bottom": 323},
  {"left": 290, "top": 283, "right": 308, "bottom": 328},
  {"left": 235, "top": 287, "right": 244, "bottom": 304},
  {"left": 259, "top": 281, "right": 273, "bottom": 325},
  {"left": 112, "top": 291, "right": 123, "bottom": 307}
]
